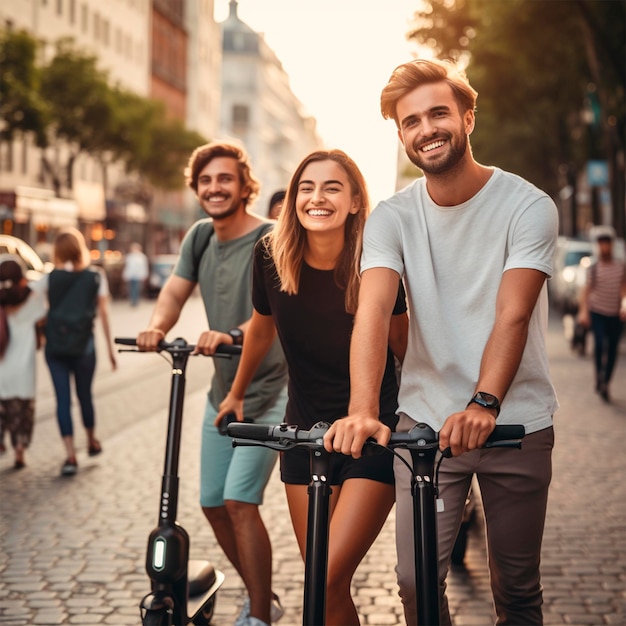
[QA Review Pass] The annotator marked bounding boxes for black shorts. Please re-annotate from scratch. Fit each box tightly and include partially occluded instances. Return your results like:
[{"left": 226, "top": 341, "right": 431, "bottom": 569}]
[{"left": 280, "top": 446, "right": 395, "bottom": 486}]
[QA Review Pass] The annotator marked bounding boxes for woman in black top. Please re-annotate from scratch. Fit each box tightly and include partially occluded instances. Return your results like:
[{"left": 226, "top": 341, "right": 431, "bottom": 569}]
[{"left": 218, "top": 149, "right": 407, "bottom": 625}]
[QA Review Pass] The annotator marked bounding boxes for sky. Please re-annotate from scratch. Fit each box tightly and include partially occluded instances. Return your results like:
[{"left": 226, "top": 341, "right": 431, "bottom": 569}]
[{"left": 214, "top": 0, "right": 424, "bottom": 206}]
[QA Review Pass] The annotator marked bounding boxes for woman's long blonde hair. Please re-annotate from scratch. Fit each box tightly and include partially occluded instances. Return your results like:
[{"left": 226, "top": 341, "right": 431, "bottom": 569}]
[{"left": 268, "top": 149, "right": 370, "bottom": 314}]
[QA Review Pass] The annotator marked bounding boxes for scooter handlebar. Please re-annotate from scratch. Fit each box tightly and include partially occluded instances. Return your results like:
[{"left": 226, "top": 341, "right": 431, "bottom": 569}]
[
  {"left": 388, "top": 422, "right": 525, "bottom": 451},
  {"left": 114, "top": 337, "right": 242, "bottom": 356},
  {"left": 228, "top": 421, "right": 331, "bottom": 450},
  {"left": 227, "top": 421, "right": 525, "bottom": 453}
]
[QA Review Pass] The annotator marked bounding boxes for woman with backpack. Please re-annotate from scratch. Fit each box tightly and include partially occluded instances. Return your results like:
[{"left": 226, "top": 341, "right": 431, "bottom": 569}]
[
  {"left": 36, "top": 227, "right": 117, "bottom": 476},
  {"left": 0, "top": 256, "right": 47, "bottom": 469}
]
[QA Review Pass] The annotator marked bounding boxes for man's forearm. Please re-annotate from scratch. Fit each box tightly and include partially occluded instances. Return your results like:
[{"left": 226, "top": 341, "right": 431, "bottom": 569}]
[
  {"left": 147, "top": 290, "right": 184, "bottom": 334},
  {"left": 348, "top": 310, "right": 389, "bottom": 417}
]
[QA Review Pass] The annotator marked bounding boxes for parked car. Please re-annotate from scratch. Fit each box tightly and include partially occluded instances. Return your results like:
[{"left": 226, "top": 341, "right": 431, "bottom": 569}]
[
  {"left": 549, "top": 237, "right": 593, "bottom": 314},
  {"left": 147, "top": 254, "right": 178, "bottom": 298},
  {"left": 0, "top": 234, "right": 53, "bottom": 281}
]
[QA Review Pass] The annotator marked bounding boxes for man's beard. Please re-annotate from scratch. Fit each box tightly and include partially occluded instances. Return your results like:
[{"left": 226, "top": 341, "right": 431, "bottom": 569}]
[
  {"left": 200, "top": 197, "right": 242, "bottom": 220},
  {"left": 407, "top": 129, "right": 468, "bottom": 175}
]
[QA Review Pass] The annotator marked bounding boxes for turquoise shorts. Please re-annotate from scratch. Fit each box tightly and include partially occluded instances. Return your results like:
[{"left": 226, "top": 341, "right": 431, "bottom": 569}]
[{"left": 199, "top": 387, "right": 288, "bottom": 507}]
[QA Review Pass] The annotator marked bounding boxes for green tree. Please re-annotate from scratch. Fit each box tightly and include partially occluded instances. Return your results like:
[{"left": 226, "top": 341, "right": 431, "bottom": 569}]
[
  {"left": 0, "top": 29, "right": 47, "bottom": 145},
  {"left": 1, "top": 30, "right": 208, "bottom": 208},
  {"left": 39, "top": 37, "right": 119, "bottom": 195},
  {"left": 407, "top": 0, "right": 625, "bottom": 235}
]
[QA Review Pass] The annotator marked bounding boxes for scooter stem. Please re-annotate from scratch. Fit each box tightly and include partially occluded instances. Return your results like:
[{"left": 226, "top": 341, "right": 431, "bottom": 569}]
[
  {"left": 410, "top": 447, "right": 441, "bottom": 626},
  {"left": 303, "top": 448, "right": 332, "bottom": 626}
]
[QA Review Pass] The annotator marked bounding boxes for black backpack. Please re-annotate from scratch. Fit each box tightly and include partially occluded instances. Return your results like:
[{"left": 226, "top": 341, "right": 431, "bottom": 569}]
[{"left": 45, "top": 269, "right": 100, "bottom": 357}]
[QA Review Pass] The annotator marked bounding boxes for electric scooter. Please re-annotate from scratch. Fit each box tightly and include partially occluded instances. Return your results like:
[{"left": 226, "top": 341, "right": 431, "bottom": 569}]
[
  {"left": 227, "top": 420, "right": 524, "bottom": 626},
  {"left": 115, "top": 337, "right": 241, "bottom": 626}
]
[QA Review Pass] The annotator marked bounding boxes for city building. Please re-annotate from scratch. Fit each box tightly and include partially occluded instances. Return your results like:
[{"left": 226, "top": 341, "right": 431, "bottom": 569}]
[
  {"left": 219, "top": 0, "right": 323, "bottom": 216},
  {"left": 1, "top": 0, "right": 324, "bottom": 287}
]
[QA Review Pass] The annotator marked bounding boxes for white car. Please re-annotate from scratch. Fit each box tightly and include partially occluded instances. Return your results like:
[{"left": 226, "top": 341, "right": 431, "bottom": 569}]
[
  {"left": 549, "top": 237, "right": 593, "bottom": 314},
  {"left": 0, "top": 234, "right": 53, "bottom": 281}
]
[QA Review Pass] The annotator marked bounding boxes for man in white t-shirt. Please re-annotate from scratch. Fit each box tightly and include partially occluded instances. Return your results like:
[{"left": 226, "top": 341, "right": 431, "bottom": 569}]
[
  {"left": 122, "top": 242, "right": 149, "bottom": 306},
  {"left": 325, "top": 59, "right": 559, "bottom": 625}
]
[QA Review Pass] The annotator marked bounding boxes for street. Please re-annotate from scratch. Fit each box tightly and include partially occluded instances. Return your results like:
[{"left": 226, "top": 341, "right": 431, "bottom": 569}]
[{"left": 1, "top": 295, "right": 625, "bottom": 626}]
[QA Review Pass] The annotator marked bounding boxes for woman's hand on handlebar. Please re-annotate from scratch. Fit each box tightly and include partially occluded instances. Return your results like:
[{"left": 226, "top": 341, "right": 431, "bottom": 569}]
[
  {"left": 192, "top": 330, "right": 235, "bottom": 356},
  {"left": 323, "top": 414, "right": 391, "bottom": 459},
  {"left": 216, "top": 393, "right": 244, "bottom": 429},
  {"left": 438, "top": 406, "right": 497, "bottom": 457}
]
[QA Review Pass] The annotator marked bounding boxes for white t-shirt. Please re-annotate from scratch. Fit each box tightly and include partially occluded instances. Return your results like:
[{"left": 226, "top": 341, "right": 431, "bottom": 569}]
[
  {"left": 123, "top": 251, "right": 149, "bottom": 281},
  {"left": 0, "top": 287, "right": 47, "bottom": 399},
  {"left": 362, "top": 167, "right": 559, "bottom": 434}
]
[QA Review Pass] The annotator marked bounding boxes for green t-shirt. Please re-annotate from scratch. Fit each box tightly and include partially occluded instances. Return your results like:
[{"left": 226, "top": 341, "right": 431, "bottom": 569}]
[{"left": 174, "top": 220, "right": 287, "bottom": 418}]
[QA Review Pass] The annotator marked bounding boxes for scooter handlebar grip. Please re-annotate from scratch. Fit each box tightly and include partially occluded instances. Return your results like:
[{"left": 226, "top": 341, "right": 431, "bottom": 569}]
[
  {"left": 114, "top": 337, "right": 137, "bottom": 346},
  {"left": 226, "top": 422, "right": 273, "bottom": 440},
  {"left": 487, "top": 425, "right": 525, "bottom": 442},
  {"left": 215, "top": 344, "right": 242, "bottom": 356}
]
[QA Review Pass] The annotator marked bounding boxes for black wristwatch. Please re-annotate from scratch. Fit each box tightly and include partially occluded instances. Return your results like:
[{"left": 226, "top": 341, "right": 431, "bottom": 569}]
[
  {"left": 466, "top": 391, "right": 501, "bottom": 417},
  {"left": 227, "top": 328, "right": 244, "bottom": 346}
]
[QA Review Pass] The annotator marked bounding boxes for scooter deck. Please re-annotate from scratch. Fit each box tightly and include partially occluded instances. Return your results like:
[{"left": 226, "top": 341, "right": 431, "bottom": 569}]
[{"left": 187, "top": 566, "right": 225, "bottom": 621}]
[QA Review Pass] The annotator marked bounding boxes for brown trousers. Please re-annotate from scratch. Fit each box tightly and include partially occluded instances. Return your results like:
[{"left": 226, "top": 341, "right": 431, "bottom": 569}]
[{"left": 394, "top": 415, "right": 554, "bottom": 625}]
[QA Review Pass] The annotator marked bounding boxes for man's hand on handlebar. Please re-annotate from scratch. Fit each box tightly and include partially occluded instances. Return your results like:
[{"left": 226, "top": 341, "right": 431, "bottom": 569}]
[
  {"left": 323, "top": 414, "right": 391, "bottom": 459},
  {"left": 192, "top": 330, "right": 236, "bottom": 356},
  {"left": 438, "top": 405, "right": 497, "bottom": 457}
]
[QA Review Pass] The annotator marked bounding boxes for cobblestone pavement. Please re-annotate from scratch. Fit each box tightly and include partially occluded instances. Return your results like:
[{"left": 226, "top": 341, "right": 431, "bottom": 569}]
[{"left": 0, "top": 297, "right": 624, "bottom": 626}]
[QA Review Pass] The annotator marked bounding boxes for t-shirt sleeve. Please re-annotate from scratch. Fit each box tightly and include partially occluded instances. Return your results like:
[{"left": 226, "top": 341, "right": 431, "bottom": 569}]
[
  {"left": 361, "top": 202, "right": 405, "bottom": 277},
  {"left": 251, "top": 240, "right": 272, "bottom": 316},
  {"left": 27, "top": 288, "right": 47, "bottom": 322},
  {"left": 173, "top": 221, "right": 205, "bottom": 283},
  {"left": 94, "top": 267, "right": 109, "bottom": 297},
  {"left": 505, "top": 196, "right": 558, "bottom": 278}
]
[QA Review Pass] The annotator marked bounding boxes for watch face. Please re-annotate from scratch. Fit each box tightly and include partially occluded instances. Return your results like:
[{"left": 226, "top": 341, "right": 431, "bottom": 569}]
[{"left": 476, "top": 392, "right": 498, "bottom": 406}]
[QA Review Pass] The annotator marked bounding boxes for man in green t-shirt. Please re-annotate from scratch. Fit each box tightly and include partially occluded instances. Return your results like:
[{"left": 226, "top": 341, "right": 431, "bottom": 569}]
[{"left": 138, "top": 142, "right": 287, "bottom": 626}]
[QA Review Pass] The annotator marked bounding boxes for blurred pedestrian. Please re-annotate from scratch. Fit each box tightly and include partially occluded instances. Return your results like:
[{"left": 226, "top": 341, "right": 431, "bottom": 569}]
[
  {"left": 0, "top": 256, "right": 46, "bottom": 469},
  {"left": 218, "top": 149, "right": 408, "bottom": 625},
  {"left": 35, "top": 227, "right": 117, "bottom": 476},
  {"left": 34, "top": 230, "right": 53, "bottom": 264},
  {"left": 137, "top": 141, "right": 288, "bottom": 626},
  {"left": 122, "top": 242, "right": 149, "bottom": 306},
  {"left": 267, "top": 189, "right": 285, "bottom": 220},
  {"left": 325, "top": 58, "right": 558, "bottom": 625},
  {"left": 578, "top": 226, "right": 626, "bottom": 402}
]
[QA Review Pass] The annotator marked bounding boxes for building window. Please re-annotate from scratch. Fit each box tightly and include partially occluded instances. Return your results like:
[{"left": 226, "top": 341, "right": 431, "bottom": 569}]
[
  {"left": 69, "top": 0, "right": 75, "bottom": 24},
  {"left": 21, "top": 138, "right": 28, "bottom": 175},
  {"left": 232, "top": 105, "right": 250, "bottom": 132},
  {"left": 3, "top": 141, "right": 14, "bottom": 173},
  {"left": 81, "top": 3, "right": 88, "bottom": 32},
  {"left": 102, "top": 18, "right": 109, "bottom": 46},
  {"left": 94, "top": 12, "right": 100, "bottom": 40},
  {"left": 57, "top": 0, "right": 62, "bottom": 16}
]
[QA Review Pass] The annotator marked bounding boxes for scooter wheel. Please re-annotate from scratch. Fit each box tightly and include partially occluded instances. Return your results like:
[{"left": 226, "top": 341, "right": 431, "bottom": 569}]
[
  {"left": 143, "top": 609, "right": 171, "bottom": 626},
  {"left": 192, "top": 595, "right": 216, "bottom": 625}
]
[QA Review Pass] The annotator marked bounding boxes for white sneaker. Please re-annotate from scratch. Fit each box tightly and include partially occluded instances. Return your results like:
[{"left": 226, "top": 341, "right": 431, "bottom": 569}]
[
  {"left": 234, "top": 598, "right": 250, "bottom": 626},
  {"left": 270, "top": 593, "right": 284, "bottom": 622},
  {"left": 234, "top": 593, "right": 284, "bottom": 625},
  {"left": 249, "top": 619, "right": 269, "bottom": 626}
]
